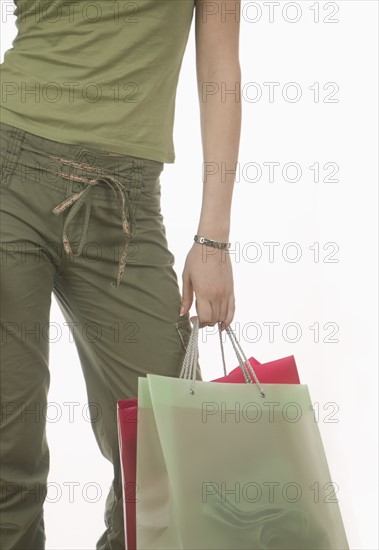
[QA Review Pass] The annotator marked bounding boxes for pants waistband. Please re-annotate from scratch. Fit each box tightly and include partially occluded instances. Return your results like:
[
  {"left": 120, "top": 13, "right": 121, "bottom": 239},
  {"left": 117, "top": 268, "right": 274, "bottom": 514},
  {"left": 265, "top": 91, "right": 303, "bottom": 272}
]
[{"left": 0, "top": 121, "right": 164, "bottom": 173}]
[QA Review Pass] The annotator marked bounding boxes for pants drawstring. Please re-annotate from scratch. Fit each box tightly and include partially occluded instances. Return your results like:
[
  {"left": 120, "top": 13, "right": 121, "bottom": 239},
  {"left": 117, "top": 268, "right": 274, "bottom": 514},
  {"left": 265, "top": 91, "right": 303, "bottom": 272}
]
[{"left": 52, "top": 174, "right": 136, "bottom": 288}]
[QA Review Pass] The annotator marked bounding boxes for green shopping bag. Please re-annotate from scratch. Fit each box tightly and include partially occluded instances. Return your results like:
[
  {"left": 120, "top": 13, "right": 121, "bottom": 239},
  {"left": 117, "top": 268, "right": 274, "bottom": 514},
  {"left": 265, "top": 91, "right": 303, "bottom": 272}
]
[{"left": 136, "top": 317, "right": 350, "bottom": 549}]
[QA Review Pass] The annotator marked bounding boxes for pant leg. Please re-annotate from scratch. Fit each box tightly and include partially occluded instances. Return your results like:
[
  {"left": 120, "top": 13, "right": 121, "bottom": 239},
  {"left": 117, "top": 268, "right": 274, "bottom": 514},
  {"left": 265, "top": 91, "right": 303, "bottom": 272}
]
[
  {"left": 52, "top": 157, "right": 202, "bottom": 549},
  {"left": 0, "top": 124, "right": 63, "bottom": 549}
]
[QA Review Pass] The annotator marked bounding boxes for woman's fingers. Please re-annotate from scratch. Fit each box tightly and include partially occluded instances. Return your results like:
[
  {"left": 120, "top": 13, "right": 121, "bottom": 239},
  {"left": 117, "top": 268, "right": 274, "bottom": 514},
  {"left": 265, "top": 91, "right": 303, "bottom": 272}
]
[
  {"left": 223, "top": 292, "right": 236, "bottom": 329},
  {"left": 180, "top": 270, "right": 194, "bottom": 316},
  {"left": 195, "top": 296, "right": 213, "bottom": 328},
  {"left": 196, "top": 295, "right": 232, "bottom": 329}
]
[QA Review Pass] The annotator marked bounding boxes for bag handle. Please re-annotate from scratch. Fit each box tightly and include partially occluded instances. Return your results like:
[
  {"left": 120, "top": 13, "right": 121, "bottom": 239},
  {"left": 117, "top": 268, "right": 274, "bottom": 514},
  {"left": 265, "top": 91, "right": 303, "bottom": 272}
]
[
  {"left": 179, "top": 316, "right": 266, "bottom": 398},
  {"left": 179, "top": 317, "right": 253, "bottom": 384}
]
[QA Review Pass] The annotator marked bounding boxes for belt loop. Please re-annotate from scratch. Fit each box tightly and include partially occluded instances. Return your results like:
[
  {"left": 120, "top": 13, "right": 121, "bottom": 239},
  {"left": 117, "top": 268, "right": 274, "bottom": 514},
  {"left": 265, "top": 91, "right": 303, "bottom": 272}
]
[{"left": 1, "top": 125, "right": 25, "bottom": 188}]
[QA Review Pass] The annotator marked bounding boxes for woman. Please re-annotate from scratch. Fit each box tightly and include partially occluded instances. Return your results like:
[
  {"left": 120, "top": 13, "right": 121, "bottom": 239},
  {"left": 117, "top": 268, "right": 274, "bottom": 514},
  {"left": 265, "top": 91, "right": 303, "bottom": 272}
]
[{"left": 0, "top": 0, "right": 240, "bottom": 547}]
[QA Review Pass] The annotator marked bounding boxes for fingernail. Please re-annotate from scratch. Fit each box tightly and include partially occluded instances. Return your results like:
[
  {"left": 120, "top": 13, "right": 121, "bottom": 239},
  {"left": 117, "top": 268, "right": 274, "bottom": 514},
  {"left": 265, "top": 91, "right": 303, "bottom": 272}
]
[{"left": 179, "top": 305, "right": 185, "bottom": 316}]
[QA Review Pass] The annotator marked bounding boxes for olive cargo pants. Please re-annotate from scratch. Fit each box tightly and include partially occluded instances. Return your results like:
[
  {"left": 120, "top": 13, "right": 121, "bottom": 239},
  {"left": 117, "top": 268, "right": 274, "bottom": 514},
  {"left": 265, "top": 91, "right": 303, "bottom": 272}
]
[{"left": 0, "top": 121, "right": 202, "bottom": 549}]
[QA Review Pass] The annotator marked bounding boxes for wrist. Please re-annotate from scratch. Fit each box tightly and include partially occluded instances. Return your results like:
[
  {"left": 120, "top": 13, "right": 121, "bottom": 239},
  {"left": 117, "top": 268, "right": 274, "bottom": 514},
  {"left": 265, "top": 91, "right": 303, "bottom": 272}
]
[
  {"left": 193, "top": 235, "right": 231, "bottom": 252},
  {"left": 196, "top": 227, "right": 230, "bottom": 242}
]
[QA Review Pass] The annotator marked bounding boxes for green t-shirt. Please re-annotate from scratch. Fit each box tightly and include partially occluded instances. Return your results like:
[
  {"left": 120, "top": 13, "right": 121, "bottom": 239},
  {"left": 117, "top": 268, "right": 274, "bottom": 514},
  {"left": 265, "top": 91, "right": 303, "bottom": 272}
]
[{"left": 0, "top": 0, "right": 195, "bottom": 163}]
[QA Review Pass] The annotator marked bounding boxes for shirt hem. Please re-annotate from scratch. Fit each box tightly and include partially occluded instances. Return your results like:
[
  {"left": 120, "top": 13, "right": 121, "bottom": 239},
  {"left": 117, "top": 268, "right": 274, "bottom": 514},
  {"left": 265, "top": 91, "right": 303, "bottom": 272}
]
[{"left": 0, "top": 112, "right": 175, "bottom": 164}]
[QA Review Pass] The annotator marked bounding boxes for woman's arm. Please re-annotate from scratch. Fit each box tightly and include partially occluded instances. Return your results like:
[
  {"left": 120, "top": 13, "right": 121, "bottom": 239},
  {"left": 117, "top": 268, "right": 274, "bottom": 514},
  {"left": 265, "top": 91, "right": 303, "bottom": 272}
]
[
  {"left": 195, "top": 0, "right": 241, "bottom": 242},
  {"left": 179, "top": 0, "right": 241, "bottom": 329}
]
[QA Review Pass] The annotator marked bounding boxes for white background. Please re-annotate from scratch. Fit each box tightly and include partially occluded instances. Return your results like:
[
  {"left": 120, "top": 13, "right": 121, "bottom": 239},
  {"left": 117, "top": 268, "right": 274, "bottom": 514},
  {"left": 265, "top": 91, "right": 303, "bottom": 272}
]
[{"left": 1, "top": 1, "right": 378, "bottom": 549}]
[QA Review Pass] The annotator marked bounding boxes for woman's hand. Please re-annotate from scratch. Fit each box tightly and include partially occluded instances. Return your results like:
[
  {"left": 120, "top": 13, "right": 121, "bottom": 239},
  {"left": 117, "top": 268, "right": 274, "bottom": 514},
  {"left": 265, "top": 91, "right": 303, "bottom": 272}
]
[{"left": 179, "top": 243, "right": 235, "bottom": 330}]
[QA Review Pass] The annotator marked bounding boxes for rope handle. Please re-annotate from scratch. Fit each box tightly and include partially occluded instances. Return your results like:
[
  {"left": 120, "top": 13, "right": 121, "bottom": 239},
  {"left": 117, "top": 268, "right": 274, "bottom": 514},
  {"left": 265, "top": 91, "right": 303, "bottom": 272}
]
[{"left": 179, "top": 316, "right": 266, "bottom": 398}]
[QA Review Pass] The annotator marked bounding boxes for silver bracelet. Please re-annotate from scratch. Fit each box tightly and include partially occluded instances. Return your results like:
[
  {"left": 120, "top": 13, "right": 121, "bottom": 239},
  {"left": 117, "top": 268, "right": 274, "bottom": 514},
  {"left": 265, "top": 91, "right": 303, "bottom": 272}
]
[{"left": 194, "top": 234, "right": 231, "bottom": 250}]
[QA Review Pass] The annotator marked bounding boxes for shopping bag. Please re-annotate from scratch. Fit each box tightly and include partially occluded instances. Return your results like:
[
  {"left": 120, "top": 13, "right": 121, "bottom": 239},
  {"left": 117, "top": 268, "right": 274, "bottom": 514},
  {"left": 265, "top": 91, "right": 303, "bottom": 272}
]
[
  {"left": 212, "top": 355, "right": 300, "bottom": 384},
  {"left": 136, "top": 317, "right": 350, "bottom": 550},
  {"left": 117, "top": 324, "right": 299, "bottom": 549},
  {"left": 117, "top": 398, "right": 138, "bottom": 550}
]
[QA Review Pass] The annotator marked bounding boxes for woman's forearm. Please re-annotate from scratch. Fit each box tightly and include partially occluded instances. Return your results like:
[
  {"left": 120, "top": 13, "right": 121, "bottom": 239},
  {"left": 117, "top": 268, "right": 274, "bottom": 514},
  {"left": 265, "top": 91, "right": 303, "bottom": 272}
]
[{"left": 196, "top": 66, "right": 241, "bottom": 243}]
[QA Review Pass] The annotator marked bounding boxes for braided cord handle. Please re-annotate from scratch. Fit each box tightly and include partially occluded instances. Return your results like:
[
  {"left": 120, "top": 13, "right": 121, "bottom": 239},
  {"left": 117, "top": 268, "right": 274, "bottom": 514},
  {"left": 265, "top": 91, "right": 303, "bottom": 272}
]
[{"left": 179, "top": 317, "right": 266, "bottom": 398}]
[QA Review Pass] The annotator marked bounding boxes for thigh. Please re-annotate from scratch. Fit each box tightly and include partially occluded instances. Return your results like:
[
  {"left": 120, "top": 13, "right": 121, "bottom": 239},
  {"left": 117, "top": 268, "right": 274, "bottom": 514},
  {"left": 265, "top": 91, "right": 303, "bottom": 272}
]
[{"left": 0, "top": 188, "right": 55, "bottom": 431}]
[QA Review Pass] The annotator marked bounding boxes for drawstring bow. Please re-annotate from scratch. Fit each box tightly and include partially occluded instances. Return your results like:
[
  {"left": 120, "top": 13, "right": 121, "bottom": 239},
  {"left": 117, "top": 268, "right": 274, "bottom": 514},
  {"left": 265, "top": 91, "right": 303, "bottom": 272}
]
[{"left": 52, "top": 174, "right": 135, "bottom": 288}]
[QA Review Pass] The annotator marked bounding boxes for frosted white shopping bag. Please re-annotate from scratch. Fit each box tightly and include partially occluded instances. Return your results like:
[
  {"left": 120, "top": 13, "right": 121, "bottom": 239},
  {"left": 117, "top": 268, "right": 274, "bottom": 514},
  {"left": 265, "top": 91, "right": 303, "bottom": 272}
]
[{"left": 136, "top": 317, "right": 350, "bottom": 549}]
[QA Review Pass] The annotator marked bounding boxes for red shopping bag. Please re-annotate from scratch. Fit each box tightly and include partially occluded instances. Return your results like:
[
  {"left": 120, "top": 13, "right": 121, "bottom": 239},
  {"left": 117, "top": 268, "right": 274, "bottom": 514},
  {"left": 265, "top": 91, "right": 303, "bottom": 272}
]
[
  {"left": 117, "top": 352, "right": 300, "bottom": 549},
  {"left": 213, "top": 354, "right": 300, "bottom": 384},
  {"left": 117, "top": 398, "right": 138, "bottom": 550}
]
